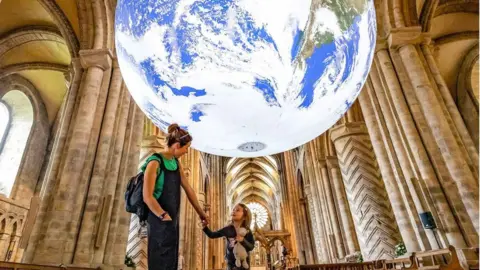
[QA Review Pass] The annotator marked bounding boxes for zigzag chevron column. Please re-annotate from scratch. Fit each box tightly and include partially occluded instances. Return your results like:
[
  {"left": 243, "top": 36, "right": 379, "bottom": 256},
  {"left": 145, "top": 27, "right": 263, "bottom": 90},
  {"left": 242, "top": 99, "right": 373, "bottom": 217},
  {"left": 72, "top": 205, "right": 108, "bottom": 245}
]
[
  {"left": 126, "top": 215, "right": 148, "bottom": 270},
  {"left": 330, "top": 122, "right": 401, "bottom": 261}
]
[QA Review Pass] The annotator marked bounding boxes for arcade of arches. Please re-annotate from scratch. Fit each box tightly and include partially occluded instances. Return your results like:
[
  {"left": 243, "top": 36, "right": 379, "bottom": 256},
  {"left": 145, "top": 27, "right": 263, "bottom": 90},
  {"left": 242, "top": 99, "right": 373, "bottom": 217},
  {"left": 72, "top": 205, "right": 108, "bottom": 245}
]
[{"left": 0, "top": 0, "right": 478, "bottom": 270}]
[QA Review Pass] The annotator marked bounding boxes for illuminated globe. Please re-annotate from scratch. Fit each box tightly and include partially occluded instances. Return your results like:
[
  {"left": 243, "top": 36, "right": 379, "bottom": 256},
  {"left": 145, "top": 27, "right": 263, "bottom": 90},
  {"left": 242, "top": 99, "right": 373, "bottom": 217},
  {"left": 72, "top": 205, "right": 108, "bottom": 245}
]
[{"left": 115, "top": 0, "right": 376, "bottom": 157}]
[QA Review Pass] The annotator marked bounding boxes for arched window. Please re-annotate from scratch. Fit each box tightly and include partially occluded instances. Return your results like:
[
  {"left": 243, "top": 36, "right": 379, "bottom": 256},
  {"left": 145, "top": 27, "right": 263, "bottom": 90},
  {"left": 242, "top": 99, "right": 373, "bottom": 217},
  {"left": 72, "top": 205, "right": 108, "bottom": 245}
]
[
  {"left": 0, "top": 102, "right": 10, "bottom": 196},
  {"left": 0, "top": 90, "right": 34, "bottom": 197},
  {"left": 0, "top": 102, "right": 10, "bottom": 147}
]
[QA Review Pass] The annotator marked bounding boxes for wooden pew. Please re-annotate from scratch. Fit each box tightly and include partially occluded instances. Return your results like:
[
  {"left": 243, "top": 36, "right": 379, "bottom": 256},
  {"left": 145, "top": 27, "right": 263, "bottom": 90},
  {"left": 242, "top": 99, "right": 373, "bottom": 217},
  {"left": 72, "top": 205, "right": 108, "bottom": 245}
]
[
  {"left": 0, "top": 261, "right": 98, "bottom": 270},
  {"left": 382, "top": 246, "right": 466, "bottom": 270},
  {"left": 293, "top": 246, "right": 469, "bottom": 270}
]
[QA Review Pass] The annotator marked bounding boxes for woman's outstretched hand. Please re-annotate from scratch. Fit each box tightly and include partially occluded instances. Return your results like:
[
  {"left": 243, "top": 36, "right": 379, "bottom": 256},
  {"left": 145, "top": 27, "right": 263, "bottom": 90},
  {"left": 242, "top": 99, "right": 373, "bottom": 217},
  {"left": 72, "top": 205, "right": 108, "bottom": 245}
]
[{"left": 201, "top": 219, "right": 209, "bottom": 228}]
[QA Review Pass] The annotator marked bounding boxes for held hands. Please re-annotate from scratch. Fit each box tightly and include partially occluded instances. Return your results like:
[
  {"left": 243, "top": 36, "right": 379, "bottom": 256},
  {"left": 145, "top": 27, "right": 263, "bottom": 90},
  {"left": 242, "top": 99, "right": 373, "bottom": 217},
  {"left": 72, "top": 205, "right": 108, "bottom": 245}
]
[{"left": 200, "top": 213, "right": 210, "bottom": 225}]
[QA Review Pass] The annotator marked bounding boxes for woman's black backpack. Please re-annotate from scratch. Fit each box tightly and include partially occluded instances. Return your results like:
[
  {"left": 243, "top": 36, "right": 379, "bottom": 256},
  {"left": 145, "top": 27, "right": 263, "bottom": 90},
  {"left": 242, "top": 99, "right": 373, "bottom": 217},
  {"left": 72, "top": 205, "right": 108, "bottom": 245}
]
[{"left": 125, "top": 153, "right": 162, "bottom": 223}]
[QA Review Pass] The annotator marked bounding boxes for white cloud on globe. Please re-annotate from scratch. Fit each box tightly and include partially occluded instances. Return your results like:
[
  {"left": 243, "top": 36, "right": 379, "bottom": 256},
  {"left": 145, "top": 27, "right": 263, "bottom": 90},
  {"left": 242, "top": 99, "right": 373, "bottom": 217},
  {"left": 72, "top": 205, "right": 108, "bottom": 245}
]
[{"left": 115, "top": 0, "right": 376, "bottom": 157}]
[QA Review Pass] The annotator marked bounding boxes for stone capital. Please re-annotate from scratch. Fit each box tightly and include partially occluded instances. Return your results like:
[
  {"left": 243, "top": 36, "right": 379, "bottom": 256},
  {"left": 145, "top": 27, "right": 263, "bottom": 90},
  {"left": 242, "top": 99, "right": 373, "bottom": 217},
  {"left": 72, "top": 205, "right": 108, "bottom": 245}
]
[
  {"left": 317, "top": 158, "right": 327, "bottom": 168},
  {"left": 326, "top": 156, "right": 339, "bottom": 169},
  {"left": 375, "top": 38, "right": 388, "bottom": 53},
  {"left": 79, "top": 49, "right": 113, "bottom": 70},
  {"left": 387, "top": 26, "right": 431, "bottom": 49},
  {"left": 330, "top": 122, "right": 368, "bottom": 143}
]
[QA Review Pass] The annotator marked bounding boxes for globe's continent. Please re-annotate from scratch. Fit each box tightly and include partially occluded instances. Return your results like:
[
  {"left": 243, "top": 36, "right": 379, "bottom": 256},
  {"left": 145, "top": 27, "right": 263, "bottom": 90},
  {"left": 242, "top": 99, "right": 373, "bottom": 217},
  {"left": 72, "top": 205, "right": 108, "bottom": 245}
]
[{"left": 115, "top": 0, "right": 376, "bottom": 157}]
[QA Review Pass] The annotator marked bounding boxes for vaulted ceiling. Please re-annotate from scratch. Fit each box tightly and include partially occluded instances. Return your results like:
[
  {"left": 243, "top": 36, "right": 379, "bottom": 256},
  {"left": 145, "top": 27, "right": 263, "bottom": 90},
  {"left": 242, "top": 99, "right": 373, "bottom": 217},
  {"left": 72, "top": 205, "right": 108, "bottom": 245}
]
[
  {"left": 225, "top": 156, "right": 281, "bottom": 229},
  {"left": 0, "top": 0, "right": 79, "bottom": 124},
  {"left": 424, "top": 0, "right": 479, "bottom": 102}
]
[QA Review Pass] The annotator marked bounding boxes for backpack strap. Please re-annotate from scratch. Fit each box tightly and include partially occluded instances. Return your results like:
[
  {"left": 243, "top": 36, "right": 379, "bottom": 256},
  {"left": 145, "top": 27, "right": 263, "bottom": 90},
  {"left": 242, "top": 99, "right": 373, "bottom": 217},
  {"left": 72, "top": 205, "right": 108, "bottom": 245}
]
[
  {"left": 141, "top": 154, "right": 163, "bottom": 174},
  {"left": 140, "top": 153, "right": 166, "bottom": 199}
]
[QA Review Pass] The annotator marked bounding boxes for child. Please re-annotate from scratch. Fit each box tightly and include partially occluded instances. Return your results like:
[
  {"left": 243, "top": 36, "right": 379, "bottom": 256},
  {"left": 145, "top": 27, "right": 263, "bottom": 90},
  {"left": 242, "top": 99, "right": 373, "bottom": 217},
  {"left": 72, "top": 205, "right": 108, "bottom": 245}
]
[{"left": 202, "top": 203, "right": 255, "bottom": 270}]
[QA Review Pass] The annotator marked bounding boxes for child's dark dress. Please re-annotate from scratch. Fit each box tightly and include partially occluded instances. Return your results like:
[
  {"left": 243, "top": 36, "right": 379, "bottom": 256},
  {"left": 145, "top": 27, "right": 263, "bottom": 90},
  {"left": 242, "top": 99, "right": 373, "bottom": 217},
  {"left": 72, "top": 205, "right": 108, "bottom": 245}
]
[{"left": 203, "top": 225, "right": 255, "bottom": 270}]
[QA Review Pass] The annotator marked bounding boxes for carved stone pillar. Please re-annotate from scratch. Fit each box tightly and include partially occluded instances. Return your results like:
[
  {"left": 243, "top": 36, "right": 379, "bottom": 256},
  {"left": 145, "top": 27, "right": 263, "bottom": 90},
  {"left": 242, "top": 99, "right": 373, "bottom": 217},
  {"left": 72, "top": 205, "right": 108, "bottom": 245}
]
[
  {"left": 421, "top": 44, "right": 479, "bottom": 174},
  {"left": 363, "top": 39, "right": 470, "bottom": 249},
  {"left": 24, "top": 58, "right": 83, "bottom": 263},
  {"left": 72, "top": 57, "right": 129, "bottom": 264},
  {"left": 331, "top": 122, "right": 401, "bottom": 260},
  {"left": 326, "top": 157, "right": 359, "bottom": 255},
  {"left": 359, "top": 77, "right": 430, "bottom": 252},
  {"left": 318, "top": 159, "right": 346, "bottom": 259},
  {"left": 27, "top": 49, "right": 113, "bottom": 265},
  {"left": 309, "top": 141, "right": 336, "bottom": 262},
  {"left": 0, "top": 233, "right": 10, "bottom": 259},
  {"left": 126, "top": 121, "right": 165, "bottom": 270},
  {"left": 103, "top": 105, "right": 145, "bottom": 266},
  {"left": 304, "top": 147, "right": 329, "bottom": 263},
  {"left": 393, "top": 31, "right": 479, "bottom": 235}
]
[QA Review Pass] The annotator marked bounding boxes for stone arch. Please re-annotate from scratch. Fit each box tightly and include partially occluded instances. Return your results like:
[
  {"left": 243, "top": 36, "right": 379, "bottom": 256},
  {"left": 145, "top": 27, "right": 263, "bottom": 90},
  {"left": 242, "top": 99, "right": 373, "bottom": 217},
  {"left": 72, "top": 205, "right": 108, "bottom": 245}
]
[
  {"left": 0, "top": 75, "right": 49, "bottom": 203},
  {"left": 37, "top": 0, "right": 79, "bottom": 57},
  {"left": 76, "top": 0, "right": 114, "bottom": 49},
  {"left": 456, "top": 44, "right": 479, "bottom": 149},
  {"left": 382, "top": 0, "right": 419, "bottom": 31},
  {"left": 0, "top": 63, "right": 69, "bottom": 80},
  {"left": 0, "top": 25, "right": 65, "bottom": 59}
]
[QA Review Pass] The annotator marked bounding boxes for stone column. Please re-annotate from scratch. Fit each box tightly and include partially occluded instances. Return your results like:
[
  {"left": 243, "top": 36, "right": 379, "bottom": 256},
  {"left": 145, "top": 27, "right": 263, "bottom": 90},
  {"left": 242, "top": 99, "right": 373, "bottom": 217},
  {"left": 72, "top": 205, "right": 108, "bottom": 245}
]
[
  {"left": 304, "top": 147, "right": 329, "bottom": 263},
  {"left": 366, "top": 40, "right": 470, "bottom": 248},
  {"left": 359, "top": 73, "right": 425, "bottom": 252},
  {"left": 286, "top": 151, "right": 315, "bottom": 264},
  {"left": 421, "top": 44, "right": 479, "bottom": 175},
  {"left": 205, "top": 154, "right": 226, "bottom": 269},
  {"left": 23, "top": 58, "right": 83, "bottom": 263},
  {"left": 309, "top": 142, "right": 336, "bottom": 262},
  {"left": 304, "top": 184, "right": 324, "bottom": 263},
  {"left": 318, "top": 159, "right": 346, "bottom": 259},
  {"left": 391, "top": 28, "right": 479, "bottom": 234},
  {"left": 326, "top": 157, "right": 359, "bottom": 255},
  {"left": 331, "top": 122, "right": 401, "bottom": 261},
  {"left": 103, "top": 102, "right": 145, "bottom": 266},
  {"left": 72, "top": 57, "right": 127, "bottom": 264},
  {"left": 283, "top": 151, "right": 308, "bottom": 264},
  {"left": 0, "top": 233, "right": 10, "bottom": 259},
  {"left": 28, "top": 49, "right": 112, "bottom": 265},
  {"left": 125, "top": 120, "right": 165, "bottom": 270}
]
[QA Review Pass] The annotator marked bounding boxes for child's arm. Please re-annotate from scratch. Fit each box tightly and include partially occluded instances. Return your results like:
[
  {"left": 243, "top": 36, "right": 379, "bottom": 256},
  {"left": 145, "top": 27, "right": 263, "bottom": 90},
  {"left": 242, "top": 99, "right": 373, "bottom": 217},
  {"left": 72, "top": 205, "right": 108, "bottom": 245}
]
[
  {"left": 202, "top": 226, "right": 226, "bottom": 239},
  {"left": 239, "top": 231, "right": 255, "bottom": 252}
]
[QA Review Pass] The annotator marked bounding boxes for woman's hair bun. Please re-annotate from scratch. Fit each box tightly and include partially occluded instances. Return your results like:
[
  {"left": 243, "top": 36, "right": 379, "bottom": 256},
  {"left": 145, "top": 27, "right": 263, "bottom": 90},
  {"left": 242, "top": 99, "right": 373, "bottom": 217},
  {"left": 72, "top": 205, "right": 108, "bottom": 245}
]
[{"left": 167, "top": 123, "right": 180, "bottom": 134}]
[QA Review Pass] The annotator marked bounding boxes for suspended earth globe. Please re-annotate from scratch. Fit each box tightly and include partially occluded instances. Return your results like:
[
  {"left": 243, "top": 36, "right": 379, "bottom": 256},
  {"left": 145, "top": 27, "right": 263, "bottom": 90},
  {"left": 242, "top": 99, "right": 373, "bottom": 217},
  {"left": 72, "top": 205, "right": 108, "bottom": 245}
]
[{"left": 115, "top": 0, "right": 376, "bottom": 157}]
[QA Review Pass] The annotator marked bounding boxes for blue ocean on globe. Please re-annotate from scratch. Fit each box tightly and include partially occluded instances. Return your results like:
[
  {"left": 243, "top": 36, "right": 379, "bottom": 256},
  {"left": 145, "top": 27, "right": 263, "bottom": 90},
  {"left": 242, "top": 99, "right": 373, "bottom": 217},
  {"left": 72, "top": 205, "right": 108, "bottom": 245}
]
[{"left": 115, "top": 0, "right": 376, "bottom": 157}]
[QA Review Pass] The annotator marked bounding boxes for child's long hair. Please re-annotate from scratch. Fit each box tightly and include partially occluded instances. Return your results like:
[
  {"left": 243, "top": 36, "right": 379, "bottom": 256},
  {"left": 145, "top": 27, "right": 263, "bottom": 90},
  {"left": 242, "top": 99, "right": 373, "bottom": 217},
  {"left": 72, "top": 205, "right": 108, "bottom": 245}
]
[{"left": 230, "top": 203, "right": 252, "bottom": 229}]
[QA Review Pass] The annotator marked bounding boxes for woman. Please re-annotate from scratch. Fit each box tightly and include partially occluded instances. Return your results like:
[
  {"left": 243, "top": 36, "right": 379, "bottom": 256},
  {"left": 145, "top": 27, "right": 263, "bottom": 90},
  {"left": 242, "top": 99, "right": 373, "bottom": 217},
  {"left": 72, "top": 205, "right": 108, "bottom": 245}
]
[
  {"left": 143, "top": 123, "right": 209, "bottom": 270},
  {"left": 202, "top": 203, "right": 255, "bottom": 270}
]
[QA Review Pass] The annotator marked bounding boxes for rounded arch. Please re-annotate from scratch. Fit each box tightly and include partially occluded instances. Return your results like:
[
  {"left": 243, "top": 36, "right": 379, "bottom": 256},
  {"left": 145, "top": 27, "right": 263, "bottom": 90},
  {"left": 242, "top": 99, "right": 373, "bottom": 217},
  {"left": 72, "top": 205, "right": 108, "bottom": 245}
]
[
  {"left": 457, "top": 44, "right": 479, "bottom": 106},
  {"left": 456, "top": 44, "right": 479, "bottom": 149},
  {"left": 36, "top": 0, "right": 80, "bottom": 57},
  {"left": 76, "top": 0, "right": 115, "bottom": 50},
  {"left": 0, "top": 75, "right": 49, "bottom": 203}
]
